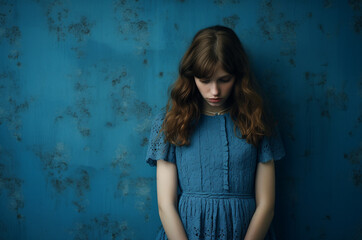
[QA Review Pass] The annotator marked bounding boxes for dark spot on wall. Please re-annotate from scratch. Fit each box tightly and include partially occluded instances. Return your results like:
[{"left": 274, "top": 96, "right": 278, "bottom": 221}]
[
  {"left": 345, "top": 145, "right": 362, "bottom": 165},
  {"left": 74, "top": 81, "right": 90, "bottom": 92},
  {"left": 302, "top": 149, "right": 311, "bottom": 157},
  {"left": 348, "top": 0, "right": 361, "bottom": 11},
  {"left": 289, "top": 58, "right": 296, "bottom": 67},
  {"left": 80, "top": 128, "right": 91, "bottom": 137},
  {"left": 72, "top": 200, "right": 85, "bottom": 213},
  {"left": 105, "top": 121, "right": 114, "bottom": 128},
  {"left": 70, "top": 214, "right": 134, "bottom": 239},
  {"left": 134, "top": 177, "right": 153, "bottom": 220},
  {"left": 353, "top": 15, "right": 362, "bottom": 33},
  {"left": 159, "top": 72, "right": 163, "bottom": 77},
  {"left": 222, "top": 15, "right": 240, "bottom": 29},
  {"left": 32, "top": 144, "right": 91, "bottom": 211},
  {"left": 352, "top": 169, "right": 361, "bottom": 186},
  {"left": 174, "top": 23, "right": 179, "bottom": 30},
  {"left": 111, "top": 147, "right": 130, "bottom": 169},
  {"left": 323, "top": 0, "right": 332, "bottom": 8},
  {"left": 134, "top": 20, "right": 147, "bottom": 31},
  {"left": 257, "top": 17, "right": 272, "bottom": 40},
  {"left": 325, "top": 87, "right": 348, "bottom": 111},
  {"left": 45, "top": 1, "right": 69, "bottom": 41},
  {"left": 117, "top": 172, "right": 130, "bottom": 196},
  {"left": 141, "top": 137, "right": 148, "bottom": 147},
  {"left": 143, "top": 59, "right": 148, "bottom": 64},
  {"left": 112, "top": 72, "right": 127, "bottom": 86},
  {"left": 0, "top": 148, "right": 25, "bottom": 218},
  {"left": 114, "top": 2, "right": 150, "bottom": 44},
  {"left": 75, "top": 169, "right": 90, "bottom": 196},
  {"left": 4, "top": 26, "right": 21, "bottom": 44},
  {"left": 320, "top": 110, "right": 330, "bottom": 118},
  {"left": 8, "top": 50, "right": 19, "bottom": 60},
  {"left": 318, "top": 24, "right": 324, "bottom": 33},
  {"left": 325, "top": 215, "right": 331, "bottom": 220},
  {"left": 214, "top": 0, "right": 240, "bottom": 5},
  {"left": 304, "top": 72, "right": 327, "bottom": 86},
  {"left": 308, "top": 12, "right": 313, "bottom": 18},
  {"left": 68, "top": 16, "right": 94, "bottom": 42}
]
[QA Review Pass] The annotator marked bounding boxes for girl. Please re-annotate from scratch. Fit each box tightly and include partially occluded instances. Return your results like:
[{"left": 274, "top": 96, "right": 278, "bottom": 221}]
[{"left": 146, "top": 25, "right": 286, "bottom": 240}]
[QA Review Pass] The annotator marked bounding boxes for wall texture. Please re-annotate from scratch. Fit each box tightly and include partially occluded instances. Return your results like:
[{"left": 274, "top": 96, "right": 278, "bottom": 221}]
[{"left": 0, "top": 0, "right": 361, "bottom": 239}]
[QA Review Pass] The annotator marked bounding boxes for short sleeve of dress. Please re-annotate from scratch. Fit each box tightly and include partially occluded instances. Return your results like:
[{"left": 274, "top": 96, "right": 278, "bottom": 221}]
[
  {"left": 257, "top": 126, "right": 286, "bottom": 163},
  {"left": 146, "top": 112, "right": 176, "bottom": 167}
]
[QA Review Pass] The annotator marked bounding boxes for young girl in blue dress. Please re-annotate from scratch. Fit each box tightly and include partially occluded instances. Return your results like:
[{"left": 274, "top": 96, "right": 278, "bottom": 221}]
[{"left": 146, "top": 25, "right": 286, "bottom": 240}]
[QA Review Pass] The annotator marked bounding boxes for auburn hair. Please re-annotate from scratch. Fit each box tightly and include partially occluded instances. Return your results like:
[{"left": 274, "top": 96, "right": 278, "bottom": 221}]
[{"left": 162, "top": 25, "right": 276, "bottom": 147}]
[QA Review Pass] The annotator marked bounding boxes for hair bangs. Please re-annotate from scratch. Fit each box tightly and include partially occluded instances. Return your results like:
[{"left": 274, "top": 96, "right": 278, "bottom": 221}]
[{"left": 192, "top": 49, "right": 219, "bottom": 79}]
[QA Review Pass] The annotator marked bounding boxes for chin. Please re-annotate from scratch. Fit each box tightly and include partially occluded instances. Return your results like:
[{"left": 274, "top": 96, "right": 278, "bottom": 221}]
[{"left": 207, "top": 102, "right": 224, "bottom": 107}]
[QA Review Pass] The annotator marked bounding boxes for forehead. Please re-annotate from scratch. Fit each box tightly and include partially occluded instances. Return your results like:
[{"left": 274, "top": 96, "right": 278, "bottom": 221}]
[{"left": 212, "top": 62, "right": 231, "bottom": 78}]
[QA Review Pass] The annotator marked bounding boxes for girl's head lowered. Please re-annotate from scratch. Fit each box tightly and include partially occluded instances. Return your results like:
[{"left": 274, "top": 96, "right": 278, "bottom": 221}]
[{"left": 164, "top": 25, "right": 274, "bottom": 146}]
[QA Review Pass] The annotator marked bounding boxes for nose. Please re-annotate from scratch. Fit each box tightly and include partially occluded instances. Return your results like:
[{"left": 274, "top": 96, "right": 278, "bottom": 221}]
[{"left": 210, "top": 82, "right": 220, "bottom": 96}]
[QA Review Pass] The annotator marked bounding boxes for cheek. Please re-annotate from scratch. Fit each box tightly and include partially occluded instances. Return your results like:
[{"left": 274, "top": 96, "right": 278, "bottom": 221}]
[
  {"left": 225, "top": 81, "right": 235, "bottom": 94},
  {"left": 195, "top": 82, "right": 207, "bottom": 95}
]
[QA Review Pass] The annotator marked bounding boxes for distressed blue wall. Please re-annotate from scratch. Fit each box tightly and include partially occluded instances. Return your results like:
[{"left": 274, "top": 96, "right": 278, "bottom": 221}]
[{"left": 0, "top": 0, "right": 361, "bottom": 239}]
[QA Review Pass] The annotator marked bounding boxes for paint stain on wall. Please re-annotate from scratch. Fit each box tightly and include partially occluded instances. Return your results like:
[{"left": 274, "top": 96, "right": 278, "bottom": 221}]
[
  {"left": 54, "top": 69, "right": 94, "bottom": 137},
  {"left": 134, "top": 177, "right": 153, "bottom": 221},
  {"left": 4, "top": 26, "right": 21, "bottom": 45},
  {"left": 214, "top": 0, "right": 240, "bottom": 5},
  {"left": 349, "top": 0, "right": 362, "bottom": 34},
  {"left": 222, "top": 15, "right": 240, "bottom": 29},
  {"left": 305, "top": 71, "right": 327, "bottom": 87},
  {"left": 0, "top": 145, "right": 24, "bottom": 219},
  {"left": 323, "top": 0, "right": 332, "bottom": 8},
  {"left": 113, "top": 145, "right": 131, "bottom": 196},
  {"left": 43, "top": 1, "right": 95, "bottom": 42},
  {"left": 68, "top": 16, "right": 94, "bottom": 42},
  {"left": 257, "top": 0, "right": 297, "bottom": 66},
  {"left": 0, "top": 71, "right": 35, "bottom": 141},
  {"left": 113, "top": 0, "right": 150, "bottom": 43},
  {"left": 45, "top": 0, "right": 69, "bottom": 41},
  {"left": 344, "top": 144, "right": 362, "bottom": 187},
  {"left": 110, "top": 82, "right": 153, "bottom": 122},
  {"left": 70, "top": 214, "right": 134, "bottom": 240},
  {"left": 31, "top": 143, "right": 91, "bottom": 212}
]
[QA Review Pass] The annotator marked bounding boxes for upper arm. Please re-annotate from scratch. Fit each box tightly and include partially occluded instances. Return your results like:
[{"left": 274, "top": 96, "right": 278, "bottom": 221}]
[
  {"left": 255, "top": 160, "right": 276, "bottom": 211},
  {"left": 156, "top": 159, "right": 178, "bottom": 209}
]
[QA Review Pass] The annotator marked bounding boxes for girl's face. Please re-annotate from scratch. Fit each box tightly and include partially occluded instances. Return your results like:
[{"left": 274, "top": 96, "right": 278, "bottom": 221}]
[{"left": 194, "top": 63, "right": 235, "bottom": 108}]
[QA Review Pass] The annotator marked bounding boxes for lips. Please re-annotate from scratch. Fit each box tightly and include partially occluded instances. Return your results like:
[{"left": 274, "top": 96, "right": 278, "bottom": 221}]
[{"left": 208, "top": 98, "right": 222, "bottom": 103}]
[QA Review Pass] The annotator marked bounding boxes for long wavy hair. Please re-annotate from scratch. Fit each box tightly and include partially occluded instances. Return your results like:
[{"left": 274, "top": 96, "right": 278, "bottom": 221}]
[{"left": 162, "top": 25, "right": 276, "bottom": 147}]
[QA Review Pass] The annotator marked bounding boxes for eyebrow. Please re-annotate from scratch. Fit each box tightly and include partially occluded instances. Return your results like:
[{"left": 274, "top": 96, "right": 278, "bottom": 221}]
[{"left": 217, "top": 74, "right": 232, "bottom": 79}]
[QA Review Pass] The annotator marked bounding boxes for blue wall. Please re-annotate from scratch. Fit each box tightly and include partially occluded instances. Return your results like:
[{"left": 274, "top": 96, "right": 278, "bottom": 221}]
[{"left": 0, "top": 0, "right": 361, "bottom": 239}]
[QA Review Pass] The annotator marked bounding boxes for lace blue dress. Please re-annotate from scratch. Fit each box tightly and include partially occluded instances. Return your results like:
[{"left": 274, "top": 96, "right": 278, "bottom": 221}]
[{"left": 146, "top": 111, "right": 286, "bottom": 240}]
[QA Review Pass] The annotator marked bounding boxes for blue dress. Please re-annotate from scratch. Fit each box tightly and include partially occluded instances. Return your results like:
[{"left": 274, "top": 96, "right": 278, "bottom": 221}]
[{"left": 146, "top": 111, "right": 286, "bottom": 240}]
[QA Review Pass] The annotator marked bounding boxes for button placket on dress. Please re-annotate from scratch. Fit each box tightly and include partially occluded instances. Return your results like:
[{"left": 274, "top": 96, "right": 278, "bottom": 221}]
[{"left": 220, "top": 115, "right": 230, "bottom": 192}]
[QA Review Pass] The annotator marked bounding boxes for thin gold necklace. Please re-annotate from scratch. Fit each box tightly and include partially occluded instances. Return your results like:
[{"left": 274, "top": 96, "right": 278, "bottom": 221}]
[{"left": 202, "top": 106, "right": 231, "bottom": 116}]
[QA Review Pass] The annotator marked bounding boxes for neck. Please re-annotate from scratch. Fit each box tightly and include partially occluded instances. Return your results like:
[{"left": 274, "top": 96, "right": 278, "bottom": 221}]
[{"left": 201, "top": 99, "right": 231, "bottom": 116}]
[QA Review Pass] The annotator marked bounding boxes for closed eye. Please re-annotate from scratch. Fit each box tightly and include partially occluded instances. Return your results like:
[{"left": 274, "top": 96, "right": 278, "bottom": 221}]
[{"left": 219, "top": 77, "right": 232, "bottom": 83}]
